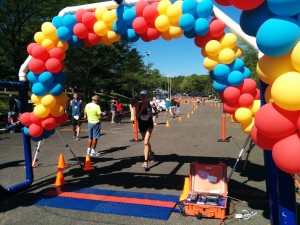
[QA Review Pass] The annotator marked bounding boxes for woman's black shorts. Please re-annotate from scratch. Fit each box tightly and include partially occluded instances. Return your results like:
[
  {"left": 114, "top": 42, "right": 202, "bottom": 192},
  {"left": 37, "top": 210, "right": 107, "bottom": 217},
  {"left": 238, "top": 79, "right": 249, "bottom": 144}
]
[{"left": 138, "top": 118, "right": 153, "bottom": 132}]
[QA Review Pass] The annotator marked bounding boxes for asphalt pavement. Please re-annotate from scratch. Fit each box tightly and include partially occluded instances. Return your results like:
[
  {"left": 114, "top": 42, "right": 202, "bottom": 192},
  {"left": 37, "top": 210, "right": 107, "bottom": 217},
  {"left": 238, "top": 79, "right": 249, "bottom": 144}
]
[{"left": 0, "top": 101, "right": 299, "bottom": 225}]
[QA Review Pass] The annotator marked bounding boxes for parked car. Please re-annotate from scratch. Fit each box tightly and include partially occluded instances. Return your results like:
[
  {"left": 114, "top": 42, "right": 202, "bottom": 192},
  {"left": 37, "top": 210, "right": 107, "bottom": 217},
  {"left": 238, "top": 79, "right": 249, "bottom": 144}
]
[{"left": 157, "top": 100, "right": 166, "bottom": 111}]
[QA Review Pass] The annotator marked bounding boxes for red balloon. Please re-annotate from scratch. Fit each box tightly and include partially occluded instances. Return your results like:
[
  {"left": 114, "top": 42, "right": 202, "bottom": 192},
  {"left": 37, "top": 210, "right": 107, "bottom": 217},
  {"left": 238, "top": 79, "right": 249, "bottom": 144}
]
[
  {"left": 253, "top": 88, "right": 260, "bottom": 100},
  {"left": 146, "top": 27, "right": 160, "bottom": 40},
  {"left": 31, "top": 45, "right": 50, "bottom": 61},
  {"left": 194, "top": 33, "right": 215, "bottom": 48},
  {"left": 214, "top": 0, "right": 232, "bottom": 6},
  {"left": 49, "top": 48, "right": 65, "bottom": 61},
  {"left": 73, "top": 23, "right": 89, "bottom": 39},
  {"left": 132, "top": 17, "right": 148, "bottom": 34},
  {"left": 20, "top": 112, "right": 32, "bottom": 126},
  {"left": 238, "top": 93, "right": 254, "bottom": 107},
  {"left": 41, "top": 117, "right": 57, "bottom": 130},
  {"left": 30, "top": 113, "right": 42, "bottom": 125},
  {"left": 272, "top": 133, "right": 300, "bottom": 174},
  {"left": 82, "top": 12, "right": 97, "bottom": 30},
  {"left": 55, "top": 113, "right": 68, "bottom": 125},
  {"left": 223, "top": 86, "right": 241, "bottom": 104},
  {"left": 143, "top": 5, "right": 159, "bottom": 24},
  {"left": 75, "top": 9, "right": 86, "bottom": 23},
  {"left": 223, "top": 103, "right": 238, "bottom": 114},
  {"left": 28, "top": 58, "right": 46, "bottom": 74},
  {"left": 230, "top": 0, "right": 265, "bottom": 10},
  {"left": 209, "top": 19, "right": 225, "bottom": 38},
  {"left": 135, "top": 0, "right": 148, "bottom": 17},
  {"left": 45, "top": 58, "right": 63, "bottom": 73},
  {"left": 28, "top": 123, "right": 43, "bottom": 137},
  {"left": 27, "top": 43, "right": 39, "bottom": 55},
  {"left": 255, "top": 103, "right": 300, "bottom": 138},
  {"left": 86, "top": 32, "right": 101, "bottom": 46},
  {"left": 140, "top": 33, "right": 151, "bottom": 42},
  {"left": 238, "top": 78, "right": 257, "bottom": 94},
  {"left": 250, "top": 125, "right": 279, "bottom": 150}
]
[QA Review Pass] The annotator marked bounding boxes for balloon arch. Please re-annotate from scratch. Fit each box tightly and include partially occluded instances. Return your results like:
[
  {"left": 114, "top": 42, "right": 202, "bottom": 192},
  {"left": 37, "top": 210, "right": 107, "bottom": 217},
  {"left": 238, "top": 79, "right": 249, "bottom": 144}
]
[{"left": 17, "top": 0, "right": 300, "bottom": 223}]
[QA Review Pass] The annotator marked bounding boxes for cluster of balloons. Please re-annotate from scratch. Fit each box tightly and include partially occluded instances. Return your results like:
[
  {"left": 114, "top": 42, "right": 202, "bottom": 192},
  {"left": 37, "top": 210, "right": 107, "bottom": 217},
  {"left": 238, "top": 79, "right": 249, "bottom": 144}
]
[{"left": 232, "top": 0, "right": 300, "bottom": 173}]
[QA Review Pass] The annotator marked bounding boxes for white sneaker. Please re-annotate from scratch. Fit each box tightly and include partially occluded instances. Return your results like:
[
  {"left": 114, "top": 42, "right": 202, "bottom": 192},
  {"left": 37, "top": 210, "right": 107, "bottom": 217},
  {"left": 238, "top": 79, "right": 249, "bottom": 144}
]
[
  {"left": 90, "top": 152, "right": 98, "bottom": 157},
  {"left": 87, "top": 150, "right": 91, "bottom": 155}
]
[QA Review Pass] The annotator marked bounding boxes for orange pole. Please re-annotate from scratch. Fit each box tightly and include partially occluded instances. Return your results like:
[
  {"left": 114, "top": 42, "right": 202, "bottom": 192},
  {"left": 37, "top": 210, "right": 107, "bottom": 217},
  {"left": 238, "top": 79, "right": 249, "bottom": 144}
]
[
  {"left": 221, "top": 114, "right": 226, "bottom": 141},
  {"left": 134, "top": 118, "right": 138, "bottom": 141}
]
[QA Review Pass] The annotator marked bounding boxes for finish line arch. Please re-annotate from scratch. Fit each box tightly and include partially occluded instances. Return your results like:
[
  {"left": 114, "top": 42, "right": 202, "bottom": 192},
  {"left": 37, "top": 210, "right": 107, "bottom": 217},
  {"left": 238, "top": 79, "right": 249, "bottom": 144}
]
[{"left": 6, "top": 0, "right": 300, "bottom": 224}]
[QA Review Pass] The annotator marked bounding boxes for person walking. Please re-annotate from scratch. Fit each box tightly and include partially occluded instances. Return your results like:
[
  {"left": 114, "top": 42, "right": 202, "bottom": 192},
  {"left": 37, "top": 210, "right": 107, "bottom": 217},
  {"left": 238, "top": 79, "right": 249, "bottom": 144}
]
[
  {"left": 151, "top": 97, "right": 158, "bottom": 126},
  {"left": 164, "top": 98, "right": 172, "bottom": 118},
  {"left": 135, "top": 90, "right": 155, "bottom": 170},
  {"left": 84, "top": 95, "right": 102, "bottom": 157},
  {"left": 70, "top": 93, "right": 83, "bottom": 141},
  {"left": 110, "top": 99, "right": 116, "bottom": 123},
  {"left": 115, "top": 99, "right": 123, "bottom": 124}
]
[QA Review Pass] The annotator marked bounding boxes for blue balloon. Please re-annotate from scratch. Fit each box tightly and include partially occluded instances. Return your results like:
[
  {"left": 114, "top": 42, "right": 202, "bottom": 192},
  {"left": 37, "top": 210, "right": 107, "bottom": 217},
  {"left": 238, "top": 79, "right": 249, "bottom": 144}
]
[
  {"left": 123, "top": 6, "right": 136, "bottom": 26},
  {"left": 267, "top": 0, "right": 300, "bottom": 17},
  {"left": 123, "top": 28, "right": 140, "bottom": 42},
  {"left": 39, "top": 71, "right": 54, "bottom": 86},
  {"left": 240, "top": 2, "right": 274, "bottom": 37},
  {"left": 182, "top": 0, "right": 197, "bottom": 15},
  {"left": 42, "top": 129, "right": 55, "bottom": 139},
  {"left": 213, "top": 64, "right": 230, "bottom": 80},
  {"left": 27, "top": 71, "right": 39, "bottom": 84},
  {"left": 31, "top": 136, "right": 44, "bottom": 142},
  {"left": 116, "top": 5, "right": 126, "bottom": 18},
  {"left": 194, "top": 18, "right": 209, "bottom": 36},
  {"left": 113, "top": 19, "right": 127, "bottom": 35},
  {"left": 213, "top": 81, "right": 228, "bottom": 93},
  {"left": 49, "top": 83, "right": 63, "bottom": 96},
  {"left": 179, "top": 13, "right": 195, "bottom": 31},
  {"left": 23, "top": 126, "right": 29, "bottom": 136},
  {"left": 57, "top": 26, "right": 72, "bottom": 41},
  {"left": 227, "top": 71, "right": 244, "bottom": 86},
  {"left": 54, "top": 71, "right": 67, "bottom": 84},
  {"left": 52, "top": 16, "right": 64, "bottom": 29},
  {"left": 256, "top": 16, "right": 300, "bottom": 56},
  {"left": 242, "top": 67, "right": 251, "bottom": 78},
  {"left": 68, "top": 35, "right": 83, "bottom": 48},
  {"left": 32, "top": 83, "right": 48, "bottom": 96},
  {"left": 196, "top": 0, "right": 213, "bottom": 18},
  {"left": 229, "top": 59, "right": 244, "bottom": 72},
  {"left": 184, "top": 29, "right": 196, "bottom": 39},
  {"left": 63, "top": 14, "right": 77, "bottom": 30},
  {"left": 209, "top": 71, "right": 216, "bottom": 80}
]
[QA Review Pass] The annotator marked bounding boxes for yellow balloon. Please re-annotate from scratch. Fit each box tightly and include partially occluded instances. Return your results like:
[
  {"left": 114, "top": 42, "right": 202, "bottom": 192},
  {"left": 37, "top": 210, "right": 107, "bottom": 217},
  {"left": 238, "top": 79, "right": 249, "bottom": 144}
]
[
  {"left": 41, "top": 22, "right": 57, "bottom": 41},
  {"left": 249, "top": 100, "right": 261, "bottom": 116},
  {"left": 50, "top": 104, "right": 64, "bottom": 117},
  {"left": 167, "top": 5, "right": 182, "bottom": 23},
  {"left": 264, "top": 85, "right": 273, "bottom": 103},
  {"left": 94, "top": 21, "right": 108, "bottom": 36},
  {"left": 234, "top": 107, "right": 253, "bottom": 123},
  {"left": 233, "top": 46, "right": 243, "bottom": 58},
  {"left": 291, "top": 40, "right": 300, "bottom": 72},
  {"left": 220, "top": 33, "right": 237, "bottom": 49},
  {"left": 201, "top": 48, "right": 208, "bottom": 57},
  {"left": 271, "top": 71, "right": 300, "bottom": 111},
  {"left": 205, "top": 40, "right": 222, "bottom": 57},
  {"left": 106, "top": 30, "right": 120, "bottom": 42},
  {"left": 95, "top": 6, "right": 108, "bottom": 20},
  {"left": 57, "top": 41, "right": 69, "bottom": 51},
  {"left": 218, "top": 48, "right": 235, "bottom": 64},
  {"left": 169, "top": 26, "right": 183, "bottom": 38},
  {"left": 161, "top": 31, "right": 172, "bottom": 41},
  {"left": 55, "top": 92, "right": 68, "bottom": 106},
  {"left": 157, "top": 0, "right": 172, "bottom": 15},
  {"left": 41, "top": 94, "right": 57, "bottom": 108},
  {"left": 31, "top": 94, "right": 42, "bottom": 105},
  {"left": 256, "top": 53, "right": 294, "bottom": 85},
  {"left": 155, "top": 15, "right": 170, "bottom": 32},
  {"left": 34, "top": 104, "right": 50, "bottom": 118},
  {"left": 241, "top": 118, "right": 254, "bottom": 133},
  {"left": 102, "top": 10, "right": 117, "bottom": 27},
  {"left": 173, "top": 0, "right": 183, "bottom": 8},
  {"left": 203, "top": 56, "right": 219, "bottom": 71},
  {"left": 34, "top": 32, "right": 46, "bottom": 45},
  {"left": 42, "top": 38, "right": 56, "bottom": 50}
]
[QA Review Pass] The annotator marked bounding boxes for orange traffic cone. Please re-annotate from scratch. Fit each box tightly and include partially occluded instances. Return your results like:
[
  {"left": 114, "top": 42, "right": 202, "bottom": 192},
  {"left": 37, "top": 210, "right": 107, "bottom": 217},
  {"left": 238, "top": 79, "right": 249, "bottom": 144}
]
[
  {"left": 166, "top": 120, "right": 170, "bottom": 127},
  {"left": 230, "top": 114, "right": 236, "bottom": 123},
  {"left": 56, "top": 153, "right": 68, "bottom": 169},
  {"left": 83, "top": 155, "right": 94, "bottom": 171},
  {"left": 52, "top": 169, "right": 67, "bottom": 186},
  {"left": 178, "top": 116, "right": 182, "bottom": 122},
  {"left": 187, "top": 113, "right": 190, "bottom": 118},
  {"left": 191, "top": 111, "right": 194, "bottom": 114}
]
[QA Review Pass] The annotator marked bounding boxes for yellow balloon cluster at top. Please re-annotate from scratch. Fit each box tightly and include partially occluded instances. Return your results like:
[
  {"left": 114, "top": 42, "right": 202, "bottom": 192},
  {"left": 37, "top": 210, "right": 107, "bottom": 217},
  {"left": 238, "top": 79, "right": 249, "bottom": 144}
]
[{"left": 202, "top": 33, "right": 242, "bottom": 71}]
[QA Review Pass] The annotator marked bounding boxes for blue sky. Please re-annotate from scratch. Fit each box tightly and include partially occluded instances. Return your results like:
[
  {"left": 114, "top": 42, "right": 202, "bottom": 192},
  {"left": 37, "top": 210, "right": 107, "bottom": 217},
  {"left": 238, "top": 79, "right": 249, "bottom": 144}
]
[{"left": 132, "top": 4, "right": 241, "bottom": 77}]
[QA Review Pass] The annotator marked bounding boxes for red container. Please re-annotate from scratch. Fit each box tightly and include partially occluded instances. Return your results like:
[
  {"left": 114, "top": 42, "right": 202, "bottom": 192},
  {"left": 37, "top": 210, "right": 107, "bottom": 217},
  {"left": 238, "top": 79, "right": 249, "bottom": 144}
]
[{"left": 183, "top": 162, "right": 228, "bottom": 219}]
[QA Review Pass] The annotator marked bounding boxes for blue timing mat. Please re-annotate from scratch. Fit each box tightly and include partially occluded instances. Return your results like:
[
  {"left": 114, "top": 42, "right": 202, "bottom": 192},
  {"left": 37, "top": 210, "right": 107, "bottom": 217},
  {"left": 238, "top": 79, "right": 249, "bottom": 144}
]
[{"left": 35, "top": 186, "right": 179, "bottom": 220}]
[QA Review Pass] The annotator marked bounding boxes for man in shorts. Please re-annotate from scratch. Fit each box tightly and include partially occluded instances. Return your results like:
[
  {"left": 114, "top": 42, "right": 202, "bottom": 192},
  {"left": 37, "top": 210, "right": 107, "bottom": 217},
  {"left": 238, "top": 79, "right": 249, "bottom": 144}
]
[
  {"left": 84, "top": 95, "right": 102, "bottom": 157},
  {"left": 70, "top": 93, "right": 82, "bottom": 141}
]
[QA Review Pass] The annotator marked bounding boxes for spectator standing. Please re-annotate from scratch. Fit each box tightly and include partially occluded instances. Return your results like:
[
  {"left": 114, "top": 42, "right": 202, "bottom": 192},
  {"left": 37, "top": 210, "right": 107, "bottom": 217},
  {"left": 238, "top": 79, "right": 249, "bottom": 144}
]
[
  {"left": 151, "top": 97, "right": 158, "bottom": 125},
  {"left": 110, "top": 99, "right": 116, "bottom": 123},
  {"left": 115, "top": 99, "right": 123, "bottom": 124},
  {"left": 8, "top": 94, "right": 17, "bottom": 114},
  {"left": 84, "top": 95, "right": 102, "bottom": 157},
  {"left": 70, "top": 93, "right": 82, "bottom": 141},
  {"left": 170, "top": 98, "right": 177, "bottom": 118},
  {"left": 135, "top": 90, "right": 155, "bottom": 170},
  {"left": 6, "top": 112, "right": 21, "bottom": 133},
  {"left": 164, "top": 98, "right": 172, "bottom": 118}
]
